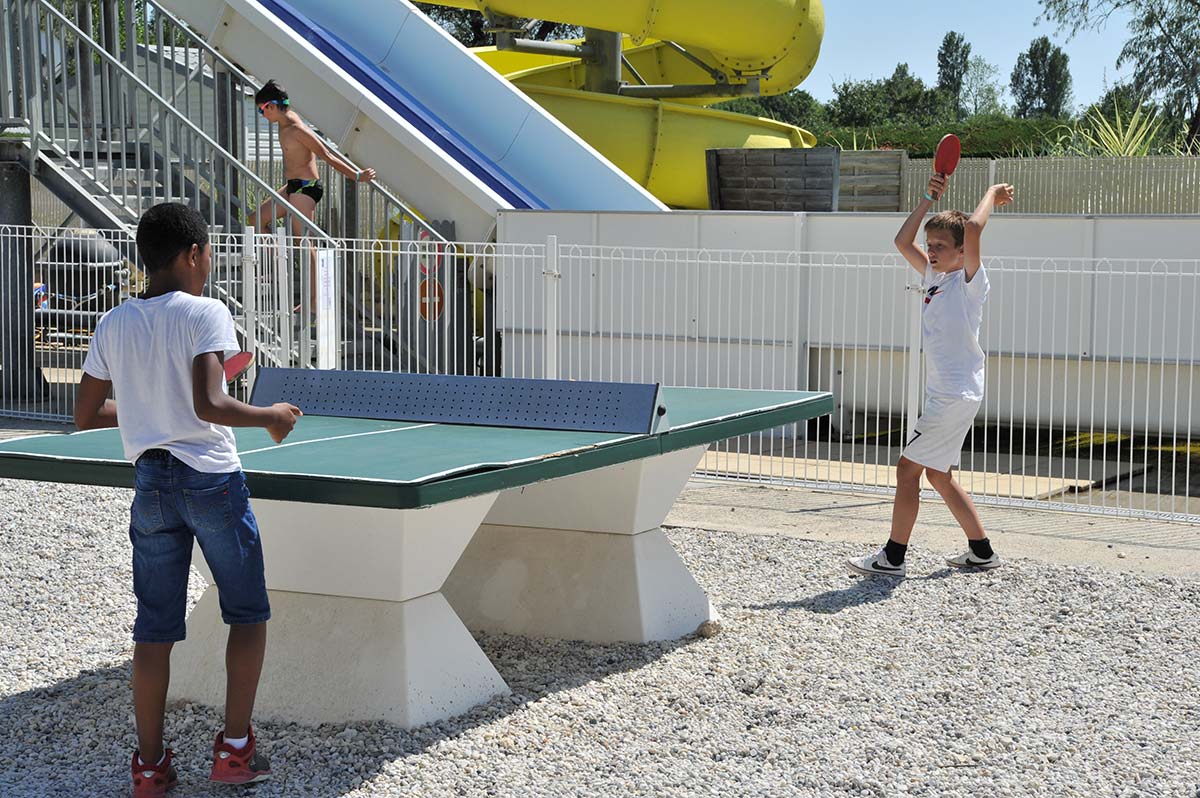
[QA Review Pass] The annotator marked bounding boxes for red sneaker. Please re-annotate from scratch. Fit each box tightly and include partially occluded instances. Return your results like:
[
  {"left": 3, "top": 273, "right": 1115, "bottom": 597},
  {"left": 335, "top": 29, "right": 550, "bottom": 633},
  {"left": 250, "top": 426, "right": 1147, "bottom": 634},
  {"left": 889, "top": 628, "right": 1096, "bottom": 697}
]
[
  {"left": 131, "top": 749, "right": 178, "bottom": 797},
  {"left": 209, "top": 726, "right": 272, "bottom": 784}
]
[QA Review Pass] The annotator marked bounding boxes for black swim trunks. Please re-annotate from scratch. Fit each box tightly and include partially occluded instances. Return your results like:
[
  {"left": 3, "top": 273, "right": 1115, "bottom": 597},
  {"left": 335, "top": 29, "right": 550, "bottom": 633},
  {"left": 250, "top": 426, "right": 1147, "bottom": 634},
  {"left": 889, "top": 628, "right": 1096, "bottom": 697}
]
[{"left": 284, "top": 178, "right": 324, "bottom": 205}]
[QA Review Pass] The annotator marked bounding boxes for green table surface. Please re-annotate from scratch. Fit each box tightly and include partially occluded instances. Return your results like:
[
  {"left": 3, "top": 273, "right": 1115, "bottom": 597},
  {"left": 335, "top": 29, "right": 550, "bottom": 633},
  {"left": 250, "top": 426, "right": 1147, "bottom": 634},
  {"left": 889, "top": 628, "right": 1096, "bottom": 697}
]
[{"left": 0, "top": 387, "right": 832, "bottom": 508}]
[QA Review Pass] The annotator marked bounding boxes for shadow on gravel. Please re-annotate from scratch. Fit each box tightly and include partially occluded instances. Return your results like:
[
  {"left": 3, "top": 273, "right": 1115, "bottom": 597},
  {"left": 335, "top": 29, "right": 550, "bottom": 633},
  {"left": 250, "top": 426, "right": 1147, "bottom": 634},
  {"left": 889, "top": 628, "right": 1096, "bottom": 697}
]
[
  {"left": 750, "top": 569, "right": 957, "bottom": 614},
  {"left": 0, "top": 631, "right": 695, "bottom": 797}
]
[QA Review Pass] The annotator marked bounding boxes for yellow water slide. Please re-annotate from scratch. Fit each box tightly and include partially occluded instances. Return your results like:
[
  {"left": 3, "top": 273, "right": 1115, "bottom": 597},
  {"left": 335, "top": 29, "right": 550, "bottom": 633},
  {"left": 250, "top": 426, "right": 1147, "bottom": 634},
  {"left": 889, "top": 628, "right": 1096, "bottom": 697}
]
[{"left": 424, "top": 1, "right": 824, "bottom": 208}]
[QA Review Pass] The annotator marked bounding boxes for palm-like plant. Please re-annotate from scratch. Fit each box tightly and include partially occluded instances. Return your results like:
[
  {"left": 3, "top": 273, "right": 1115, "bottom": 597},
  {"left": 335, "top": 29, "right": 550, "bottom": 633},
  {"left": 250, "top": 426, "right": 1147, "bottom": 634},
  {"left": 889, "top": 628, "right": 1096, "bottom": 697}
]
[
  {"left": 829, "top": 129, "right": 880, "bottom": 151},
  {"left": 1033, "top": 123, "right": 1077, "bottom": 156},
  {"left": 1162, "top": 123, "right": 1200, "bottom": 156},
  {"left": 1072, "top": 100, "right": 1164, "bottom": 156}
]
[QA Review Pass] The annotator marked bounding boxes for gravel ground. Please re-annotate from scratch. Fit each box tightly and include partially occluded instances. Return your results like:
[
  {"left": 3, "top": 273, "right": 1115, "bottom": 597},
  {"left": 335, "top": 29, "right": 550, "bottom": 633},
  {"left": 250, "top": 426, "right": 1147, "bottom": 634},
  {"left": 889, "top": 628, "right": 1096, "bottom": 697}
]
[{"left": 1, "top": 478, "right": 1198, "bottom": 797}]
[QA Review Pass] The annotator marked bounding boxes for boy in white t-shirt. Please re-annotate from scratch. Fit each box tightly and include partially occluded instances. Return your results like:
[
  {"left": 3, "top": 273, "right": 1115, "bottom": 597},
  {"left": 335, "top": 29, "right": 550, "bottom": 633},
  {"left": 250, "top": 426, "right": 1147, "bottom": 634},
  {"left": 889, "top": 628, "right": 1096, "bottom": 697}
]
[
  {"left": 848, "top": 175, "right": 1015, "bottom": 578},
  {"left": 73, "top": 203, "right": 301, "bottom": 796}
]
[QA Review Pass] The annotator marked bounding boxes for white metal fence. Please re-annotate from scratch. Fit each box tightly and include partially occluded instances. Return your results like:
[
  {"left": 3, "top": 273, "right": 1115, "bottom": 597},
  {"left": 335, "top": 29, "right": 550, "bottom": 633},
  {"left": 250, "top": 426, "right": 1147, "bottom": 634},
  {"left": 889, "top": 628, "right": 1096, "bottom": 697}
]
[
  {"left": 902, "top": 156, "right": 1200, "bottom": 215},
  {"left": 1, "top": 224, "right": 138, "bottom": 416},
  {"left": 0, "top": 224, "right": 333, "bottom": 413},
  {"left": 490, "top": 242, "right": 1198, "bottom": 521},
  {"left": 2, "top": 225, "right": 1196, "bottom": 523}
]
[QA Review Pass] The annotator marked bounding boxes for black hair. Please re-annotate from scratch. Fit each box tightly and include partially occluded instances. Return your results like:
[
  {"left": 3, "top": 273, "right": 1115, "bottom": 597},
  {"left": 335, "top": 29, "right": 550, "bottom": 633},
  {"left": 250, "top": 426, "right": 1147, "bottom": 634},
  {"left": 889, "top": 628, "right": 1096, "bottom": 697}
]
[
  {"left": 254, "top": 79, "right": 289, "bottom": 106},
  {"left": 136, "top": 202, "right": 208, "bottom": 273}
]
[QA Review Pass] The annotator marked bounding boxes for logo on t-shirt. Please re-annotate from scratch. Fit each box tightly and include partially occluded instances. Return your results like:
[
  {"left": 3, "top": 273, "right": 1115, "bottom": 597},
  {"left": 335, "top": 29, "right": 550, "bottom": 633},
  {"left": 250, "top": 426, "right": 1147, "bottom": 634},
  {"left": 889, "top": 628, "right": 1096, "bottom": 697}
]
[{"left": 924, "top": 285, "right": 942, "bottom": 305}]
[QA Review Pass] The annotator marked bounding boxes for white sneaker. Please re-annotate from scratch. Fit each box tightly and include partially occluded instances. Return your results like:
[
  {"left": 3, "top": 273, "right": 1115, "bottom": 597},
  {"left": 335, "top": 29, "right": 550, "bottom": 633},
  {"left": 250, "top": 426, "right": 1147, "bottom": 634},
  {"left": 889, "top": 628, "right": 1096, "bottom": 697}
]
[
  {"left": 945, "top": 549, "right": 1003, "bottom": 570},
  {"left": 846, "top": 548, "right": 906, "bottom": 577}
]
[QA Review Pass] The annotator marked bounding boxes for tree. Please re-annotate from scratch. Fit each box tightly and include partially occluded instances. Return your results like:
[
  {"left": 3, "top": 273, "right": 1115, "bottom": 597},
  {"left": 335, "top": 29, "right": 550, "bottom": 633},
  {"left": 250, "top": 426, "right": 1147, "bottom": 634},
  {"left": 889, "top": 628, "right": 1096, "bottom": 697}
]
[
  {"left": 882, "top": 64, "right": 949, "bottom": 125},
  {"left": 413, "top": 4, "right": 580, "bottom": 47},
  {"left": 1038, "top": 0, "right": 1200, "bottom": 151},
  {"left": 962, "top": 56, "right": 1006, "bottom": 116},
  {"left": 414, "top": 6, "right": 490, "bottom": 46},
  {"left": 882, "top": 64, "right": 925, "bottom": 116},
  {"left": 936, "top": 32, "right": 971, "bottom": 120},
  {"left": 828, "top": 64, "right": 949, "bottom": 127},
  {"left": 773, "top": 90, "right": 829, "bottom": 128},
  {"left": 715, "top": 90, "right": 829, "bottom": 129},
  {"left": 828, "top": 77, "right": 889, "bottom": 127},
  {"left": 1009, "top": 36, "right": 1073, "bottom": 118},
  {"left": 1089, "top": 81, "right": 1156, "bottom": 120}
]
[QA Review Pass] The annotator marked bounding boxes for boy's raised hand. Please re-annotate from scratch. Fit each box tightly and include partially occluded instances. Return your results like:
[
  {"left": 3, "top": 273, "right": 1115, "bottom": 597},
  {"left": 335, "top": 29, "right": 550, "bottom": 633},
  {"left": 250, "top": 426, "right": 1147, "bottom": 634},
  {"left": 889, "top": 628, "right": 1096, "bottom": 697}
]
[
  {"left": 268, "top": 403, "right": 303, "bottom": 444},
  {"left": 990, "top": 183, "right": 1015, "bottom": 207},
  {"left": 926, "top": 173, "right": 948, "bottom": 201}
]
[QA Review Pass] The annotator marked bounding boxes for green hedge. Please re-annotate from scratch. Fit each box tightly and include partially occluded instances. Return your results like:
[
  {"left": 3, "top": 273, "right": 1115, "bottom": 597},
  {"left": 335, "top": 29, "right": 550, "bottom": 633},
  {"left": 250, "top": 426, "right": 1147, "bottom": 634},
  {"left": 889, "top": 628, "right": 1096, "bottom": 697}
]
[{"left": 808, "top": 116, "right": 1074, "bottom": 157}]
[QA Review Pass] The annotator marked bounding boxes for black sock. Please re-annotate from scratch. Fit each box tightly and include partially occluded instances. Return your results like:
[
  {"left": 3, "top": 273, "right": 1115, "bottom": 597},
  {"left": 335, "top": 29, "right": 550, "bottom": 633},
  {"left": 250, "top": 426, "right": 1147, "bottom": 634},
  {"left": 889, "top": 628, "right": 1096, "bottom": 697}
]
[
  {"left": 883, "top": 538, "right": 908, "bottom": 566},
  {"left": 969, "top": 537, "right": 994, "bottom": 559}
]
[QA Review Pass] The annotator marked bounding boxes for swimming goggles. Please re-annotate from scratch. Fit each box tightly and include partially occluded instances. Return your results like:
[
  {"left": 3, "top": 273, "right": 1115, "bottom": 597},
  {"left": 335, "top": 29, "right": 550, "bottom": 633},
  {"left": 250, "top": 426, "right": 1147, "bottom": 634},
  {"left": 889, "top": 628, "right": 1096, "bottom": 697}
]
[{"left": 257, "top": 99, "right": 290, "bottom": 115}]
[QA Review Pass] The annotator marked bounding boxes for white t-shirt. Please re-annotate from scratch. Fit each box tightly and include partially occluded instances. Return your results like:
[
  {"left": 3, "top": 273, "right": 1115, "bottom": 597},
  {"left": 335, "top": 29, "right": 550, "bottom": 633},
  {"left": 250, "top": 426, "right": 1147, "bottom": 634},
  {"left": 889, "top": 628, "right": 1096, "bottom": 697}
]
[
  {"left": 82, "top": 292, "right": 242, "bottom": 472},
  {"left": 921, "top": 264, "right": 990, "bottom": 401}
]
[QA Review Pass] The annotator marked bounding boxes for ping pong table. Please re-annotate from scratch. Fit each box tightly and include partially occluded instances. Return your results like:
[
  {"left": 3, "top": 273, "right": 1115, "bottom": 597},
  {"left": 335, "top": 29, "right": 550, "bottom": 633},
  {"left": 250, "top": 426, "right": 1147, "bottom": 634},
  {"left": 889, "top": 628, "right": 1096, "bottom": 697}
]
[{"left": 0, "top": 369, "right": 831, "bottom": 728}]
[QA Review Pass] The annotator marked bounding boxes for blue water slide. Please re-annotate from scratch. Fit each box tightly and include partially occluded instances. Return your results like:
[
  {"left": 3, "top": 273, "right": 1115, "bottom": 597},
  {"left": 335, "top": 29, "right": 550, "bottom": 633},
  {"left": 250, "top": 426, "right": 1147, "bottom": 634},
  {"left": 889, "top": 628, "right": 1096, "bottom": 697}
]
[
  {"left": 156, "top": 0, "right": 666, "bottom": 238},
  {"left": 259, "top": 0, "right": 546, "bottom": 210},
  {"left": 279, "top": 0, "right": 666, "bottom": 213}
]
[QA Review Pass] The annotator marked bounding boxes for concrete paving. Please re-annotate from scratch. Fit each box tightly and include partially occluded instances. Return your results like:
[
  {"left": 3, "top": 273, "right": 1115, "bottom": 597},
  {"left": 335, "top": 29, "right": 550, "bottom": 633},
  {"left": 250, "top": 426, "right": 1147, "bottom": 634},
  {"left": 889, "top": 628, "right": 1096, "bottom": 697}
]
[
  {"left": 667, "top": 478, "right": 1199, "bottom": 578},
  {"left": 0, "top": 418, "right": 71, "bottom": 440},
  {"left": 701, "top": 451, "right": 1095, "bottom": 500}
]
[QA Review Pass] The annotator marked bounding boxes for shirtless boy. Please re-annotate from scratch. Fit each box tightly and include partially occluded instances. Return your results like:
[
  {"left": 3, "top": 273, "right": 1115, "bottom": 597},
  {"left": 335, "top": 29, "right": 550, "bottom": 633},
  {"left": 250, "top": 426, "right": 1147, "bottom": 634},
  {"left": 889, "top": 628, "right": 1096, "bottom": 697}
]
[
  {"left": 249, "top": 79, "right": 376, "bottom": 231},
  {"left": 248, "top": 80, "right": 376, "bottom": 311}
]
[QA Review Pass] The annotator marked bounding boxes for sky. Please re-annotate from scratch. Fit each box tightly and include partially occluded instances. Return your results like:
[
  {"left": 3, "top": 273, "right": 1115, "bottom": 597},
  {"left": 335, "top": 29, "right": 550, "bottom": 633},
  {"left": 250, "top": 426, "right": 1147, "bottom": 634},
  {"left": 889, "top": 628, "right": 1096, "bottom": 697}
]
[{"left": 802, "top": 0, "right": 1136, "bottom": 110}]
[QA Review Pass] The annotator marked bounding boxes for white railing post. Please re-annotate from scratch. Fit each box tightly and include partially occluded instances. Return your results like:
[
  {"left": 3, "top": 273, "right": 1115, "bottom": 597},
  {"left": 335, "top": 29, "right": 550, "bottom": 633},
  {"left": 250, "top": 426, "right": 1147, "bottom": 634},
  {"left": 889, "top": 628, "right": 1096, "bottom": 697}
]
[
  {"left": 793, "top": 214, "right": 809, "bottom": 443},
  {"left": 315, "top": 246, "right": 337, "bottom": 370},
  {"left": 274, "top": 227, "right": 292, "bottom": 365},
  {"left": 904, "top": 270, "right": 923, "bottom": 447},
  {"left": 987, "top": 158, "right": 997, "bottom": 188},
  {"left": 543, "top": 234, "right": 560, "bottom": 380},
  {"left": 241, "top": 225, "right": 258, "bottom": 383}
]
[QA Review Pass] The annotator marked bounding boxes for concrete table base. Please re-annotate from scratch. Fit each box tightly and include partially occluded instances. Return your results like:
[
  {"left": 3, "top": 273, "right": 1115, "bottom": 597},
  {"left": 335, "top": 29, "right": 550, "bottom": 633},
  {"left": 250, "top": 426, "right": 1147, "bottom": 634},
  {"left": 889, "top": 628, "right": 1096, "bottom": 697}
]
[
  {"left": 445, "top": 445, "right": 715, "bottom": 643},
  {"left": 444, "top": 524, "right": 716, "bottom": 642},
  {"left": 170, "top": 588, "right": 506, "bottom": 728},
  {"left": 172, "top": 445, "right": 715, "bottom": 723},
  {"left": 170, "top": 493, "right": 508, "bottom": 727}
]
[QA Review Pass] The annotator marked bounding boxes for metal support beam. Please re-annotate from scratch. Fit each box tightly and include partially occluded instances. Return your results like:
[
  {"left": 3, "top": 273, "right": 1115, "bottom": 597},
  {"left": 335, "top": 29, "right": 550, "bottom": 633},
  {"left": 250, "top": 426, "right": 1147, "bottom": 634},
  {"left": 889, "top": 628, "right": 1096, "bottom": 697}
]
[
  {"left": 19, "top": 0, "right": 41, "bottom": 170},
  {"left": 490, "top": 13, "right": 598, "bottom": 63},
  {"left": 341, "top": 175, "right": 359, "bottom": 240},
  {"left": 0, "top": 0, "right": 17, "bottom": 119},
  {"left": 618, "top": 78, "right": 761, "bottom": 99},
  {"left": 99, "top": 1, "right": 119, "bottom": 58},
  {"left": 0, "top": 161, "right": 44, "bottom": 401},
  {"left": 496, "top": 35, "right": 594, "bottom": 60},
  {"left": 99, "top": 0, "right": 120, "bottom": 132},
  {"left": 583, "top": 29, "right": 622, "bottom": 95},
  {"left": 488, "top": 18, "right": 762, "bottom": 101},
  {"left": 77, "top": 0, "right": 94, "bottom": 126},
  {"left": 0, "top": 159, "right": 32, "bottom": 221},
  {"left": 215, "top": 63, "right": 240, "bottom": 226}
]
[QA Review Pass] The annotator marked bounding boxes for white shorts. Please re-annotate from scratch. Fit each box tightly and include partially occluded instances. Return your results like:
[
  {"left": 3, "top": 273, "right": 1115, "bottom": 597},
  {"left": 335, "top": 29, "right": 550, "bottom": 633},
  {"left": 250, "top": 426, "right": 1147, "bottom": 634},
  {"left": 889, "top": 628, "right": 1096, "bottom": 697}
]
[{"left": 901, "top": 395, "right": 981, "bottom": 473}]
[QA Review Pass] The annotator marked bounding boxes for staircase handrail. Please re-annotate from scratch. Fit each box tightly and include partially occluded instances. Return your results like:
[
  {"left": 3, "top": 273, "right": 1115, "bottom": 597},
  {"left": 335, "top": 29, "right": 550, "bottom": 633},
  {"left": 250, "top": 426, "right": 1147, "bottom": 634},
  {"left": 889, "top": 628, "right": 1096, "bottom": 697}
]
[
  {"left": 137, "top": 0, "right": 446, "bottom": 243},
  {"left": 23, "top": 0, "right": 336, "bottom": 246}
]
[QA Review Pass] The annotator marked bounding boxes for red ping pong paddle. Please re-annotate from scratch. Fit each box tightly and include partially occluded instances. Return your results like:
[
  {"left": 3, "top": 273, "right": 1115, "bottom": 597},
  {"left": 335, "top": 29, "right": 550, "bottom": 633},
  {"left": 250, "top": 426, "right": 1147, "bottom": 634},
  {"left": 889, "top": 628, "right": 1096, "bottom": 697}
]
[
  {"left": 930, "top": 134, "right": 961, "bottom": 200},
  {"left": 224, "top": 351, "right": 253, "bottom": 384}
]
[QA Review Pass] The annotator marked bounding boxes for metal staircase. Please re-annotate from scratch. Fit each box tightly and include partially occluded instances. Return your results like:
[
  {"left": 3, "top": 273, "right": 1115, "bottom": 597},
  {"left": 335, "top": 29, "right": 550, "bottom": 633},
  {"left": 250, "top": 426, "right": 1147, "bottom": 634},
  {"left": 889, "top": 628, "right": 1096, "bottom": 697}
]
[{"left": 1, "top": 0, "right": 463, "bottom": 376}]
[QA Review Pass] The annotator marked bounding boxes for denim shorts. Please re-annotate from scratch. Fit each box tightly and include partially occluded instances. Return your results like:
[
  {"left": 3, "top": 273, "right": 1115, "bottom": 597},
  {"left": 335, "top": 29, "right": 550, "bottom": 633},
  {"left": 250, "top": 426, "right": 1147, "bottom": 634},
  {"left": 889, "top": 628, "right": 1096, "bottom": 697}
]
[{"left": 129, "top": 449, "right": 270, "bottom": 643}]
